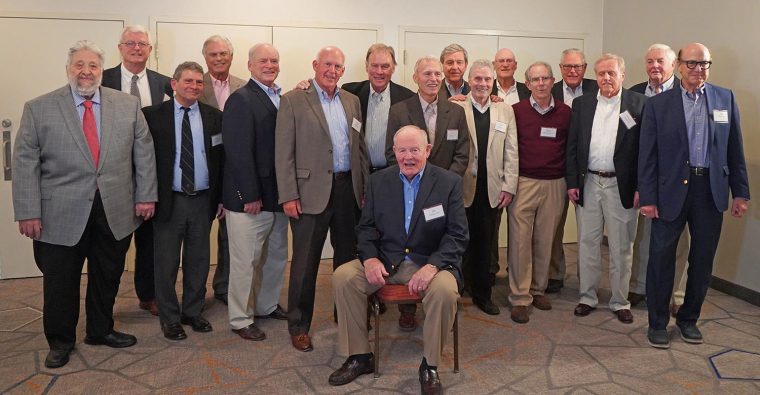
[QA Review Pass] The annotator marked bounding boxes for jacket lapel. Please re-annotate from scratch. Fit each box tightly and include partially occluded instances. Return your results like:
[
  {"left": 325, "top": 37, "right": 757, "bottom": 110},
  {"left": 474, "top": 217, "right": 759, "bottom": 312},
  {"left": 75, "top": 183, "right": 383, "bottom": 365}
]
[
  {"left": 614, "top": 91, "right": 630, "bottom": 154},
  {"left": 199, "top": 103, "right": 213, "bottom": 159},
  {"left": 581, "top": 95, "right": 598, "bottom": 156},
  {"left": 306, "top": 82, "right": 331, "bottom": 138},
  {"left": 432, "top": 102, "right": 450, "bottom": 157},
  {"left": 250, "top": 81, "right": 278, "bottom": 115},
  {"left": 407, "top": 168, "right": 437, "bottom": 236},
  {"left": 58, "top": 87, "right": 96, "bottom": 169},
  {"left": 201, "top": 73, "right": 220, "bottom": 109},
  {"left": 97, "top": 89, "right": 116, "bottom": 171},
  {"left": 463, "top": 97, "right": 477, "bottom": 153}
]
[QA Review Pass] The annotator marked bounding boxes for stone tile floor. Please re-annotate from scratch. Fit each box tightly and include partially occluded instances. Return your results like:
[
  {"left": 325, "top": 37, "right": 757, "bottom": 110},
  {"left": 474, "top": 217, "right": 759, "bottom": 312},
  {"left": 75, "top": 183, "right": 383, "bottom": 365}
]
[{"left": 0, "top": 245, "right": 759, "bottom": 394}]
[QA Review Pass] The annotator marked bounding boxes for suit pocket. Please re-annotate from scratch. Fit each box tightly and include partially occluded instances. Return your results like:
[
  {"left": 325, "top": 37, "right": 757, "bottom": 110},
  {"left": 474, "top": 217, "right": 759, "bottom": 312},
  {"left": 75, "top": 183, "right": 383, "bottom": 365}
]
[{"left": 296, "top": 168, "right": 310, "bottom": 179}]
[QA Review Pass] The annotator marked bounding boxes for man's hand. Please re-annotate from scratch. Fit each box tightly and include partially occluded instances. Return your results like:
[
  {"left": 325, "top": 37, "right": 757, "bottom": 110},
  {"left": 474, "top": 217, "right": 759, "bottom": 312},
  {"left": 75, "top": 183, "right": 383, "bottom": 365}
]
[
  {"left": 216, "top": 204, "right": 225, "bottom": 219},
  {"left": 633, "top": 191, "right": 640, "bottom": 208},
  {"left": 497, "top": 191, "right": 513, "bottom": 209},
  {"left": 640, "top": 204, "right": 659, "bottom": 219},
  {"left": 490, "top": 94, "right": 504, "bottom": 103},
  {"left": 283, "top": 199, "right": 302, "bottom": 219},
  {"left": 407, "top": 264, "right": 439, "bottom": 295},
  {"left": 567, "top": 188, "right": 580, "bottom": 206},
  {"left": 18, "top": 218, "right": 42, "bottom": 240},
  {"left": 731, "top": 198, "right": 749, "bottom": 218},
  {"left": 293, "top": 79, "right": 310, "bottom": 91},
  {"left": 364, "top": 258, "right": 388, "bottom": 286},
  {"left": 244, "top": 200, "right": 263, "bottom": 215},
  {"left": 448, "top": 94, "right": 467, "bottom": 102},
  {"left": 135, "top": 202, "right": 155, "bottom": 220}
]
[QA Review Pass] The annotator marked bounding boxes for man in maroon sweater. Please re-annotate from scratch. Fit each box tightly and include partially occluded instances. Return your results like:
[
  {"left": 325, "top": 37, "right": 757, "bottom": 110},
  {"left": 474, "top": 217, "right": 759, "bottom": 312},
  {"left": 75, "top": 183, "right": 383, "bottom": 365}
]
[{"left": 507, "top": 61, "right": 571, "bottom": 323}]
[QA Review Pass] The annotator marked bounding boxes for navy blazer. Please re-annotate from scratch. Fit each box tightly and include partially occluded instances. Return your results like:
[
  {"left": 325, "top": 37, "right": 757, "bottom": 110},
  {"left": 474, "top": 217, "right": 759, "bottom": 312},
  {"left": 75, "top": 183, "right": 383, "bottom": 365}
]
[
  {"left": 490, "top": 81, "right": 531, "bottom": 101},
  {"left": 222, "top": 79, "right": 281, "bottom": 213},
  {"left": 356, "top": 164, "right": 469, "bottom": 289},
  {"left": 552, "top": 78, "right": 599, "bottom": 103},
  {"left": 102, "top": 64, "right": 173, "bottom": 106},
  {"left": 341, "top": 80, "right": 415, "bottom": 124},
  {"left": 629, "top": 76, "right": 680, "bottom": 95},
  {"left": 638, "top": 82, "right": 750, "bottom": 221},
  {"left": 566, "top": 89, "right": 647, "bottom": 209},
  {"left": 142, "top": 99, "right": 224, "bottom": 222}
]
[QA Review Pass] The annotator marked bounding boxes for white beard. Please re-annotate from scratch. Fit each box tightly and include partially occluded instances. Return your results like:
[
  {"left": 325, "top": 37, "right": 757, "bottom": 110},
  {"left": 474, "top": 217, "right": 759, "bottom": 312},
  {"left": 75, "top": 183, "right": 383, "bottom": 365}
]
[{"left": 69, "top": 75, "right": 102, "bottom": 97}]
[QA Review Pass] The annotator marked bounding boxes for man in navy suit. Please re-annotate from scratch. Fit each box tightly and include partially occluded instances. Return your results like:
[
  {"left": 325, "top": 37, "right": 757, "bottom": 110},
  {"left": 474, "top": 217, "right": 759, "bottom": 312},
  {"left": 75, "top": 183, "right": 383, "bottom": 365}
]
[{"left": 639, "top": 43, "right": 750, "bottom": 349}]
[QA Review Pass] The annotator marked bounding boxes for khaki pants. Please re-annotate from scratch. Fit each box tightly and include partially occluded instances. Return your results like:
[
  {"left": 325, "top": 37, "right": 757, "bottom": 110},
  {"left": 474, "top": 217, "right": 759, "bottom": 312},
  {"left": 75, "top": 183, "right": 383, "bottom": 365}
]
[
  {"left": 631, "top": 215, "right": 689, "bottom": 304},
  {"left": 507, "top": 177, "right": 566, "bottom": 306},
  {"left": 333, "top": 259, "right": 459, "bottom": 366},
  {"left": 548, "top": 195, "right": 570, "bottom": 281}
]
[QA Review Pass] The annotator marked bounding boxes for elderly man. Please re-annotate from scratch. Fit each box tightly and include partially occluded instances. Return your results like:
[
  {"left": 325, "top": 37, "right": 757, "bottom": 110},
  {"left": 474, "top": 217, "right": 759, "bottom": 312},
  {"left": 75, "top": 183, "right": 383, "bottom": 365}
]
[
  {"left": 492, "top": 48, "right": 531, "bottom": 105},
  {"left": 566, "top": 54, "right": 646, "bottom": 324},
  {"left": 275, "top": 46, "right": 368, "bottom": 352},
  {"left": 12, "top": 40, "right": 157, "bottom": 368},
  {"left": 196, "top": 34, "right": 247, "bottom": 306},
  {"left": 438, "top": 43, "right": 470, "bottom": 101},
  {"left": 454, "top": 60, "right": 518, "bottom": 315},
  {"left": 508, "top": 61, "right": 572, "bottom": 324},
  {"left": 143, "top": 62, "right": 224, "bottom": 340},
  {"left": 224, "top": 44, "right": 288, "bottom": 342},
  {"left": 102, "top": 25, "right": 172, "bottom": 316},
  {"left": 546, "top": 48, "right": 599, "bottom": 294},
  {"left": 628, "top": 43, "right": 689, "bottom": 311},
  {"left": 329, "top": 125, "right": 467, "bottom": 395},
  {"left": 639, "top": 43, "right": 750, "bottom": 348}
]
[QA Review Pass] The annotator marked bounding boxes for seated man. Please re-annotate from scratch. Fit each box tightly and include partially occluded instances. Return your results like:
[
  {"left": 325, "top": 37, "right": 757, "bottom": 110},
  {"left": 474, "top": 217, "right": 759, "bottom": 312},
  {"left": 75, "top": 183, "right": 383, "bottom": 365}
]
[{"left": 329, "top": 125, "right": 468, "bottom": 394}]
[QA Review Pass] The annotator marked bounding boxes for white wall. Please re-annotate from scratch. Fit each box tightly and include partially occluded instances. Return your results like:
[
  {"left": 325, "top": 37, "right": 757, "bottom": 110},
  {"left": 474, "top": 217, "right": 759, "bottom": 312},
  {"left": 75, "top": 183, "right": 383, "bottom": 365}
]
[{"left": 604, "top": 0, "right": 760, "bottom": 293}]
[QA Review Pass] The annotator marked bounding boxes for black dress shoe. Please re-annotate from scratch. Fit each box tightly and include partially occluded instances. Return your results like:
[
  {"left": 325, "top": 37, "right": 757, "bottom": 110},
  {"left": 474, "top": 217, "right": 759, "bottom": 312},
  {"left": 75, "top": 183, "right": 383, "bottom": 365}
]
[
  {"left": 45, "top": 348, "right": 72, "bottom": 368},
  {"left": 214, "top": 293, "right": 228, "bottom": 305},
  {"left": 84, "top": 331, "right": 137, "bottom": 348},
  {"left": 473, "top": 298, "right": 500, "bottom": 315},
  {"left": 419, "top": 364, "right": 442, "bottom": 395},
  {"left": 161, "top": 322, "right": 188, "bottom": 340},
  {"left": 180, "top": 316, "right": 213, "bottom": 332},
  {"left": 254, "top": 305, "right": 288, "bottom": 320},
  {"left": 628, "top": 292, "right": 646, "bottom": 307},
  {"left": 545, "top": 279, "right": 564, "bottom": 294},
  {"left": 328, "top": 354, "right": 375, "bottom": 386},
  {"left": 677, "top": 322, "right": 703, "bottom": 344},
  {"left": 573, "top": 303, "right": 595, "bottom": 317}
]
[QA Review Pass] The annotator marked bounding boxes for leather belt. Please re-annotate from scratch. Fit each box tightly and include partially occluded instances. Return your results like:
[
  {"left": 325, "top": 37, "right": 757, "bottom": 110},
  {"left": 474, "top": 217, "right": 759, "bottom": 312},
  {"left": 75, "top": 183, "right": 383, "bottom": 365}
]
[
  {"left": 588, "top": 170, "right": 616, "bottom": 177},
  {"left": 690, "top": 167, "right": 709, "bottom": 176},
  {"left": 333, "top": 171, "right": 351, "bottom": 180},
  {"left": 173, "top": 189, "right": 207, "bottom": 198}
]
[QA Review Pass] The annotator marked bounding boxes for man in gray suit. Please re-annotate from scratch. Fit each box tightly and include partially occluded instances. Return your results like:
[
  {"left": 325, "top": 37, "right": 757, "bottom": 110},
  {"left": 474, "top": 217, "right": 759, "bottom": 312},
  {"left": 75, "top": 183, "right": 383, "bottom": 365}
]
[
  {"left": 197, "top": 34, "right": 247, "bottom": 306},
  {"left": 12, "top": 40, "right": 157, "bottom": 368},
  {"left": 275, "top": 46, "right": 368, "bottom": 352}
]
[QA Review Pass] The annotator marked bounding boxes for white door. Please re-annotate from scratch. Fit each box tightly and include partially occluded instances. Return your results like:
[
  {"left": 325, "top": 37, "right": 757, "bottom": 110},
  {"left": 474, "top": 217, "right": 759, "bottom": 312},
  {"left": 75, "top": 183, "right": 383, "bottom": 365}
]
[{"left": 0, "top": 16, "right": 124, "bottom": 278}]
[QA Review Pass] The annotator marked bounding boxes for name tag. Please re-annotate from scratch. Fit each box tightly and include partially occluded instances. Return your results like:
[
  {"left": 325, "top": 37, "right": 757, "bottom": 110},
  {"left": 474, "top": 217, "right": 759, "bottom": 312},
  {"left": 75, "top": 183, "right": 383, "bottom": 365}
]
[
  {"left": 211, "top": 134, "right": 223, "bottom": 146},
  {"left": 423, "top": 204, "right": 445, "bottom": 222},
  {"left": 713, "top": 110, "right": 729, "bottom": 123},
  {"left": 352, "top": 118, "right": 362, "bottom": 132},
  {"left": 540, "top": 127, "right": 557, "bottom": 138},
  {"left": 494, "top": 121, "right": 506, "bottom": 133},
  {"left": 620, "top": 110, "right": 636, "bottom": 129},
  {"left": 447, "top": 129, "right": 458, "bottom": 141}
]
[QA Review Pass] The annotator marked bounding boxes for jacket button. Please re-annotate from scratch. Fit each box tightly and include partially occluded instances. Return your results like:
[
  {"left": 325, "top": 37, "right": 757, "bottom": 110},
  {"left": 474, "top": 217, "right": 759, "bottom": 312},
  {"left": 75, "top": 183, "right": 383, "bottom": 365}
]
[
  {"left": 404, "top": 248, "right": 410, "bottom": 253},
  {"left": 328, "top": 149, "right": 332, "bottom": 154},
  {"left": 328, "top": 170, "right": 333, "bottom": 174},
  {"left": 683, "top": 179, "right": 688, "bottom": 185}
]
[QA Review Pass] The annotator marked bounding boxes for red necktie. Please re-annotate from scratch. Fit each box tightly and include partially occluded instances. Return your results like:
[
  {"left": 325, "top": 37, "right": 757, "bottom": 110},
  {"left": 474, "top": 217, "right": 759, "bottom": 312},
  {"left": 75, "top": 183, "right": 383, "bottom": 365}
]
[{"left": 82, "top": 99, "right": 99, "bottom": 167}]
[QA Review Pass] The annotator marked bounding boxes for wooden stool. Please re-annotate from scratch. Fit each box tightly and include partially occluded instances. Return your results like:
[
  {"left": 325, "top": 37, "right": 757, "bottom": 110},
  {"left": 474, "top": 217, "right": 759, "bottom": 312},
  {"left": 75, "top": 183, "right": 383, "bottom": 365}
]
[{"left": 369, "top": 284, "right": 459, "bottom": 378}]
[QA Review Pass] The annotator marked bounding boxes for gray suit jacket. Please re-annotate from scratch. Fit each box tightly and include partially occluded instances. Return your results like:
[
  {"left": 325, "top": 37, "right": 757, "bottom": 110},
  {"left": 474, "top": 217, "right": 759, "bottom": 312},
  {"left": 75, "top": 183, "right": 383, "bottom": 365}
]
[
  {"left": 12, "top": 86, "right": 158, "bottom": 246},
  {"left": 274, "top": 81, "right": 368, "bottom": 214},
  {"left": 198, "top": 72, "right": 247, "bottom": 110}
]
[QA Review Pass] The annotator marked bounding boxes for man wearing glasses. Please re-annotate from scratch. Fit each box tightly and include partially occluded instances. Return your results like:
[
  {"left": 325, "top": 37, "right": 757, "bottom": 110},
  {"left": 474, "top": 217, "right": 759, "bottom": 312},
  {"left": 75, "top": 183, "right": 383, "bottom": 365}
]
[
  {"left": 639, "top": 43, "right": 750, "bottom": 349},
  {"left": 102, "top": 25, "right": 173, "bottom": 317}
]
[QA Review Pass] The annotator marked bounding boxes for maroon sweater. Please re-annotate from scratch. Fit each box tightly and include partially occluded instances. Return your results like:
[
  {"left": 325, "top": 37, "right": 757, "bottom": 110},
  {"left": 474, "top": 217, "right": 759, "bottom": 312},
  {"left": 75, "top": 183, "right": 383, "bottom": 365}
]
[{"left": 512, "top": 99, "right": 571, "bottom": 179}]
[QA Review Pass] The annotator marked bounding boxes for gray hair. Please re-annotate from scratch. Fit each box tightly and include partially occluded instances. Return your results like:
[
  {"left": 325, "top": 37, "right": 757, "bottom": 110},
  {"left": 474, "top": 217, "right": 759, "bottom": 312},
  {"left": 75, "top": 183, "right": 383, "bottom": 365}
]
[
  {"left": 120, "top": 25, "right": 152, "bottom": 45},
  {"left": 524, "top": 61, "right": 554, "bottom": 81},
  {"left": 172, "top": 61, "right": 204, "bottom": 80},
  {"left": 440, "top": 43, "right": 468, "bottom": 64},
  {"left": 594, "top": 53, "right": 626, "bottom": 72},
  {"left": 646, "top": 43, "right": 676, "bottom": 63},
  {"left": 414, "top": 55, "right": 441, "bottom": 74},
  {"left": 468, "top": 59, "right": 494, "bottom": 79},
  {"left": 66, "top": 40, "right": 105, "bottom": 67},
  {"left": 365, "top": 43, "right": 398, "bottom": 66},
  {"left": 393, "top": 125, "right": 429, "bottom": 145},
  {"left": 560, "top": 48, "right": 586, "bottom": 64},
  {"left": 202, "top": 35, "right": 234, "bottom": 56}
]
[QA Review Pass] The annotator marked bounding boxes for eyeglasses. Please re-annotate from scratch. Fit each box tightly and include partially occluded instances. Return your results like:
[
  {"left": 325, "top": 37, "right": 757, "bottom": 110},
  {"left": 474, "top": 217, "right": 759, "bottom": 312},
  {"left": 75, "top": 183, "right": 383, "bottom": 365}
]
[
  {"left": 528, "top": 76, "right": 554, "bottom": 83},
  {"left": 680, "top": 60, "right": 712, "bottom": 70},
  {"left": 120, "top": 41, "right": 151, "bottom": 49},
  {"left": 560, "top": 64, "right": 585, "bottom": 71},
  {"left": 494, "top": 58, "right": 515, "bottom": 64}
]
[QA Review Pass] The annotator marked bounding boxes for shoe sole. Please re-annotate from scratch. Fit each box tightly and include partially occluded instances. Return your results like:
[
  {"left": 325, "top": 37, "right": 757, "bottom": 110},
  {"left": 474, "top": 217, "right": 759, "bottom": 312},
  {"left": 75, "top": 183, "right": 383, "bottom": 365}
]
[
  {"left": 678, "top": 330, "right": 704, "bottom": 344},
  {"left": 83, "top": 338, "right": 136, "bottom": 348},
  {"left": 647, "top": 339, "right": 670, "bottom": 349},
  {"left": 328, "top": 368, "right": 374, "bottom": 386}
]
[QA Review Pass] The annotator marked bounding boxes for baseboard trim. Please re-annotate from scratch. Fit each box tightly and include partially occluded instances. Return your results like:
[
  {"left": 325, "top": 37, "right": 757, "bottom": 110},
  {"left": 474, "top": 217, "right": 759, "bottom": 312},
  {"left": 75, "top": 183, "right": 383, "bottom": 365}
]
[{"left": 711, "top": 276, "right": 760, "bottom": 307}]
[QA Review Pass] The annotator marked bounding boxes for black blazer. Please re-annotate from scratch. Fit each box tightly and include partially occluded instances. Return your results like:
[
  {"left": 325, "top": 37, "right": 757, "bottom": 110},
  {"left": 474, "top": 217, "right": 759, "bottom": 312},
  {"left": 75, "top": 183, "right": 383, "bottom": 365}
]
[
  {"left": 221, "top": 79, "right": 281, "bottom": 213},
  {"left": 629, "top": 76, "right": 680, "bottom": 95},
  {"left": 551, "top": 78, "right": 598, "bottom": 103},
  {"left": 356, "top": 164, "right": 469, "bottom": 289},
  {"left": 142, "top": 99, "right": 224, "bottom": 222},
  {"left": 385, "top": 95, "right": 470, "bottom": 176},
  {"left": 490, "top": 81, "right": 531, "bottom": 101},
  {"left": 438, "top": 80, "right": 470, "bottom": 101},
  {"left": 102, "top": 64, "right": 173, "bottom": 106},
  {"left": 565, "top": 89, "right": 647, "bottom": 209},
  {"left": 341, "top": 80, "right": 415, "bottom": 124}
]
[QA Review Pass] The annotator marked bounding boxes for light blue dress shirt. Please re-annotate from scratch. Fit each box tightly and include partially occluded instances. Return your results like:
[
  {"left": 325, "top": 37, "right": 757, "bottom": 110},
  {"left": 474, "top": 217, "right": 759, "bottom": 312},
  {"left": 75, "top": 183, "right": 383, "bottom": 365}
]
[
  {"left": 400, "top": 167, "right": 425, "bottom": 234},
  {"left": 680, "top": 84, "right": 710, "bottom": 167},
  {"left": 72, "top": 87, "right": 102, "bottom": 140},
  {"left": 173, "top": 100, "right": 209, "bottom": 191},
  {"left": 313, "top": 82, "right": 351, "bottom": 172},
  {"left": 252, "top": 77, "right": 282, "bottom": 109}
]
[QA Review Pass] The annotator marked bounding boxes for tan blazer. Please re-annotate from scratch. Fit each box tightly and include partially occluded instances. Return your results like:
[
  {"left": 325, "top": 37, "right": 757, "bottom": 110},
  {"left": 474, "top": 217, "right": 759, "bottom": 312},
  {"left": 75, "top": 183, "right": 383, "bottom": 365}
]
[
  {"left": 275, "top": 81, "right": 368, "bottom": 214},
  {"left": 457, "top": 96, "right": 518, "bottom": 208},
  {"left": 198, "top": 72, "right": 247, "bottom": 110}
]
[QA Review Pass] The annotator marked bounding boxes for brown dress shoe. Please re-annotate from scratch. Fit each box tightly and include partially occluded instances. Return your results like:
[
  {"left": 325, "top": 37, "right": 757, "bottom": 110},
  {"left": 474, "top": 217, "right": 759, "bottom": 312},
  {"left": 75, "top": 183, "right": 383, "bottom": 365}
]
[
  {"left": 291, "top": 333, "right": 313, "bottom": 352},
  {"left": 531, "top": 295, "right": 552, "bottom": 311},
  {"left": 139, "top": 299, "right": 159, "bottom": 316},
  {"left": 574, "top": 303, "right": 595, "bottom": 317},
  {"left": 615, "top": 309, "right": 634, "bottom": 324},
  {"left": 232, "top": 323, "right": 266, "bottom": 341},
  {"left": 628, "top": 292, "right": 646, "bottom": 307},
  {"left": 398, "top": 312, "right": 417, "bottom": 332},
  {"left": 510, "top": 305, "right": 530, "bottom": 324}
]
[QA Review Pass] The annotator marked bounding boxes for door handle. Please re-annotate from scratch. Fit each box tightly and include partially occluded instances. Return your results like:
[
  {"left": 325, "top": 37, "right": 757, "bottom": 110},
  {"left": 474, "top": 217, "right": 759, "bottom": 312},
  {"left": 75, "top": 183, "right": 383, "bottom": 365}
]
[{"left": 2, "top": 119, "right": 11, "bottom": 181}]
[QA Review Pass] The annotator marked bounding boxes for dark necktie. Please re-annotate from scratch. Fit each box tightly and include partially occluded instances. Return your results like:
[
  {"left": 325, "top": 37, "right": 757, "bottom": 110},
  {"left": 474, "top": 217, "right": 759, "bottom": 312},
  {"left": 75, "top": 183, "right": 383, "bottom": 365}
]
[
  {"left": 130, "top": 74, "right": 141, "bottom": 105},
  {"left": 180, "top": 107, "right": 195, "bottom": 194},
  {"left": 82, "top": 99, "right": 99, "bottom": 166}
]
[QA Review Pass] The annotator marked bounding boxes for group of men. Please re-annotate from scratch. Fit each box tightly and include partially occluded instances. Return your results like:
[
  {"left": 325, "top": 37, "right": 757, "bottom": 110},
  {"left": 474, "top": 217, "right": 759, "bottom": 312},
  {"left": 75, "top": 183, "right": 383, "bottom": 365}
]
[{"left": 12, "top": 23, "right": 750, "bottom": 394}]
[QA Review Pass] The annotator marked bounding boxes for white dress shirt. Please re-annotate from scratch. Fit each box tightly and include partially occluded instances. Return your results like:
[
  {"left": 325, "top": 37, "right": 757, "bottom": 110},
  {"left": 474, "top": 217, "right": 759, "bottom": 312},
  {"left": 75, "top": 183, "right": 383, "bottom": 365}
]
[
  {"left": 587, "top": 89, "right": 621, "bottom": 172},
  {"left": 120, "top": 64, "right": 152, "bottom": 107}
]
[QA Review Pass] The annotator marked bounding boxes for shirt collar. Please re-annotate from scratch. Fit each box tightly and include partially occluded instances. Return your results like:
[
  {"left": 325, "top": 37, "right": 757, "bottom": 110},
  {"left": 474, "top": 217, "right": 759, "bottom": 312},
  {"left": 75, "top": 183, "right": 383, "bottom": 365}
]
[
  {"left": 418, "top": 94, "right": 437, "bottom": 110},
  {"left": 120, "top": 63, "right": 146, "bottom": 79},
  {"left": 680, "top": 81, "right": 705, "bottom": 99},
  {"left": 210, "top": 73, "right": 230, "bottom": 85},
  {"left": 252, "top": 77, "right": 281, "bottom": 96},
  {"left": 648, "top": 74, "right": 675, "bottom": 93},
  {"left": 398, "top": 166, "right": 426, "bottom": 184},
  {"left": 470, "top": 95, "right": 491, "bottom": 114},
  {"left": 497, "top": 79, "right": 516, "bottom": 94},
  {"left": 174, "top": 99, "right": 199, "bottom": 113},
  {"left": 596, "top": 88, "right": 622, "bottom": 103},
  {"left": 563, "top": 80, "right": 583, "bottom": 94},
  {"left": 313, "top": 80, "right": 340, "bottom": 101},
  {"left": 529, "top": 95, "right": 555, "bottom": 113},
  {"left": 71, "top": 86, "right": 101, "bottom": 105},
  {"left": 445, "top": 80, "right": 464, "bottom": 95}
]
